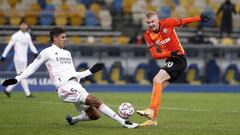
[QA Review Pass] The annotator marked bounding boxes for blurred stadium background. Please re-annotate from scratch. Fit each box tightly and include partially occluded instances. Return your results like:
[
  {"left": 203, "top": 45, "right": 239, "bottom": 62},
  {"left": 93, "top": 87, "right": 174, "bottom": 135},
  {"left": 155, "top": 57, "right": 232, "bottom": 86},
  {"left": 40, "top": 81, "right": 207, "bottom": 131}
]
[
  {"left": 0, "top": 0, "right": 240, "bottom": 135},
  {"left": 0, "top": 0, "right": 240, "bottom": 92}
]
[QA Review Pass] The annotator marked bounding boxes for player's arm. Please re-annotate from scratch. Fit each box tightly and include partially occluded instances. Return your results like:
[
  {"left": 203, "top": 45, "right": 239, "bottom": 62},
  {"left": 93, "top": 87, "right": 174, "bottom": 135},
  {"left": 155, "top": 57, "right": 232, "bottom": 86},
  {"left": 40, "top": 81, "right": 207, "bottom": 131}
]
[
  {"left": 2, "top": 50, "right": 48, "bottom": 87},
  {"left": 29, "top": 37, "right": 38, "bottom": 54},
  {"left": 28, "top": 35, "right": 38, "bottom": 56},
  {"left": 167, "top": 13, "right": 209, "bottom": 27},
  {"left": 1, "top": 36, "right": 15, "bottom": 61},
  {"left": 145, "top": 33, "right": 171, "bottom": 59},
  {"left": 76, "top": 63, "right": 104, "bottom": 79}
]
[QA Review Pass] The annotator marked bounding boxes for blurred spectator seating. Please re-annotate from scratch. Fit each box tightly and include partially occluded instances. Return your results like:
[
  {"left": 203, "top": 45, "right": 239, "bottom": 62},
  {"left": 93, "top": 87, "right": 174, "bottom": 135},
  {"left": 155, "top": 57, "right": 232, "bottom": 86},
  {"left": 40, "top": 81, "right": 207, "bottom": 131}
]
[
  {"left": 116, "top": 35, "right": 129, "bottom": 45},
  {"left": 99, "top": 9, "right": 112, "bottom": 28},
  {"left": 24, "top": 3, "right": 41, "bottom": 25},
  {"left": 93, "top": 63, "right": 108, "bottom": 84},
  {"left": 90, "top": 2, "right": 101, "bottom": 18},
  {"left": 133, "top": 63, "right": 150, "bottom": 85},
  {"left": 112, "top": 0, "right": 122, "bottom": 14},
  {"left": 9, "top": 9, "right": 21, "bottom": 25},
  {"left": 85, "top": 11, "right": 98, "bottom": 26},
  {"left": 36, "top": 35, "right": 49, "bottom": 44},
  {"left": 109, "top": 61, "right": 125, "bottom": 84},
  {"left": 69, "top": 4, "right": 86, "bottom": 26},
  {"left": 69, "top": 36, "right": 81, "bottom": 45},
  {"left": 101, "top": 36, "right": 113, "bottom": 45},
  {"left": 0, "top": 9, "right": 6, "bottom": 25},
  {"left": 186, "top": 64, "right": 201, "bottom": 85},
  {"left": 221, "top": 36, "right": 234, "bottom": 45},
  {"left": 205, "top": 59, "right": 221, "bottom": 83},
  {"left": 39, "top": 4, "right": 55, "bottom": 25},
  {"left": 222, "top": 64, "right": 240, "bottom": 85}
]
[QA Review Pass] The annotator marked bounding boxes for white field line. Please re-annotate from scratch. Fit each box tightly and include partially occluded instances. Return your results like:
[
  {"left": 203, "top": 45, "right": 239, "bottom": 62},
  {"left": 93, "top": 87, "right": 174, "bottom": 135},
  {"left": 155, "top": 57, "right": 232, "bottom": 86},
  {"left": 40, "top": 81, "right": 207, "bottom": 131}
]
[{"left": 2, "top": 99, "right": 240, "bottom": 113}]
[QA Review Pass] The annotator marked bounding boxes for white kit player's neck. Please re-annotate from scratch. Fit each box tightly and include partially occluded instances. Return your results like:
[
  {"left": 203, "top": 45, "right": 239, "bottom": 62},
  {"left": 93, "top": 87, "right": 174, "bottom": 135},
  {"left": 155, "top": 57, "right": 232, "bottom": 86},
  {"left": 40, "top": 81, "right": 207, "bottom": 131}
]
[{"left": 52, "top": 44, "right": 64, "bottom": 50}]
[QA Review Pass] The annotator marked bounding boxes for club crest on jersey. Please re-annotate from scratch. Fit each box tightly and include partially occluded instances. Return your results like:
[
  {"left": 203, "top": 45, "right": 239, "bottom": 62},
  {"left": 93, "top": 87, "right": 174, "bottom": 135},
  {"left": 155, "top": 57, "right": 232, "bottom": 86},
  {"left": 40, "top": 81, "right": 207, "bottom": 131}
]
[{"left": 163, "top": 28, "right": 168, "bottom": 33}]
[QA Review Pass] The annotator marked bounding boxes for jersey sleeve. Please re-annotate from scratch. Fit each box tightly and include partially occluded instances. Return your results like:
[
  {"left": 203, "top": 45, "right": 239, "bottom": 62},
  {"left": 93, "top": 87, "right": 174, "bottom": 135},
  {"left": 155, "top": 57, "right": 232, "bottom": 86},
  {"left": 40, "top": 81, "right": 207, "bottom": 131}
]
[
  {"left": 165, "top": 16, "right": 201, "bottom": 27},
  {"left": 149, "top": 47, "right": 171, "bottom": 59},
  {"left": 1, "top": 35, "right": 16, "bottom": 57},
  {"left": 144, "top": 32, "right": 155, "bottom": 48},
  {"left": 76, "top": 69, "right": 92, "bottom": 79},
  {"left": 15, "top": 49, "right": 49, "bottom": 82}
]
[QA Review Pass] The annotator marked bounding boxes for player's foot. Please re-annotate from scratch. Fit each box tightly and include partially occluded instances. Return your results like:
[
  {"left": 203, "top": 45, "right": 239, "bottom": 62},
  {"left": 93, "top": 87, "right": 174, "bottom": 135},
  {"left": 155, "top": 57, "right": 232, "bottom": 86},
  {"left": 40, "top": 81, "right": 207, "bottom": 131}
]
[
  {"left": 26, "top": 94, "right": 35, "bottom": 98},
  {"left": 139, "top": 119, "right": 158, "bottom": 127},
  {"left": 136, "top": 108, "right": 154, "bottom": 119},
  {"left": 66, "top": 115, "right": 75, "bottom": 125},
  {"left": 3, "top": 89, "right": 11, "bottom": 98},
  {"left": 123, "top": 120, "right": 139, "bottom": 128}
]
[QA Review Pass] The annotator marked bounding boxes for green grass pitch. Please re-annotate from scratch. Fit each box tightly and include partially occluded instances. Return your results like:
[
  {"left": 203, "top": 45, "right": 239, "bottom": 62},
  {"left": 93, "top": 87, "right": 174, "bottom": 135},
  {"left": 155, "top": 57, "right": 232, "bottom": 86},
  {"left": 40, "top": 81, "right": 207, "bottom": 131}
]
[{"left": 0, "top": 92, "right": 240, "bottom": 135}]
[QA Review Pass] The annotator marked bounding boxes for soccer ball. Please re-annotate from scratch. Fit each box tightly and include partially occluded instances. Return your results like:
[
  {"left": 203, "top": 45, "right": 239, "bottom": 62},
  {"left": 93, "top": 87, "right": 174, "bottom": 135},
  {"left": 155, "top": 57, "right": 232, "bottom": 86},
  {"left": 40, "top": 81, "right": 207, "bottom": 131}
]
[{"left": 118, "top": 102, "right": 135, "bottom": 119}]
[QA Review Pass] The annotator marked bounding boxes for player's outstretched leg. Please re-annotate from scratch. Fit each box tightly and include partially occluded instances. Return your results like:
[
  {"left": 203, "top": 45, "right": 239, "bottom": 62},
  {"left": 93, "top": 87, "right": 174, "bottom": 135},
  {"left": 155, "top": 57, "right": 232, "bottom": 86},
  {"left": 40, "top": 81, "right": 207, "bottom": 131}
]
[
  {"left": 86, "top": 95, "right": 139, "bottom": 128},
  {"left": 66, "top": 106, "right": 101, "bottom": 125}
]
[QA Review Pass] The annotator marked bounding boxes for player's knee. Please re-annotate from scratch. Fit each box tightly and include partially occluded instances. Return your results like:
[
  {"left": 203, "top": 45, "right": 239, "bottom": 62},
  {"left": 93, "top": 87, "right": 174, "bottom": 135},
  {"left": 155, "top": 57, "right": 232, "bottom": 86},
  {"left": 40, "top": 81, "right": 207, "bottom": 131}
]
[
  {"left": 153, "top": 70, "right": 171, "bottom": 83},
  {"left": 85, "top": 95, "right": 103, "bottom": 109},
  {"left": 153, "top": 76, "right": 163, "bottom": 84}
]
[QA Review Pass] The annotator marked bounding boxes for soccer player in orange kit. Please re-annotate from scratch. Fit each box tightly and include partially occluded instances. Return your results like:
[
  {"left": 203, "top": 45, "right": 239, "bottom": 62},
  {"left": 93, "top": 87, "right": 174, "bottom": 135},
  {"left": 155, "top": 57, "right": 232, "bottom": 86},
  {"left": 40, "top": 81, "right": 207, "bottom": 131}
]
[{"left": 136, "top": 11, "right": 209, "bottom": 126}]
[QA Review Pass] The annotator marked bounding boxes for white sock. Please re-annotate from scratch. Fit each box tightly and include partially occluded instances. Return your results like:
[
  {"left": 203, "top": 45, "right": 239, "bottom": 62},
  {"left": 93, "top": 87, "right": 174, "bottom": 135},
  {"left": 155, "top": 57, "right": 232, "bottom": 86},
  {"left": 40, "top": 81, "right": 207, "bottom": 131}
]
[
  {"left": 72, "top": 111, "right": 90, "bottom": 123},
  {"left": 98, "top": 104, "right": 125, "bottom": 125},
  {"left": 6, "top": 83, "right": 17, "bottom": 92},
  {"left": 20, "top": 79, "right": 31, "bottom": 96}
]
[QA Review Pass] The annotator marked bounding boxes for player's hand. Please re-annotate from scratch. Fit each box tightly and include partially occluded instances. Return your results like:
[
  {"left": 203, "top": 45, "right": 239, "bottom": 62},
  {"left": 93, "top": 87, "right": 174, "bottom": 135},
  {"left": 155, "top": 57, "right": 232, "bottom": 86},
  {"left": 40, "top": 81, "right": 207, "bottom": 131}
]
[
  {"left": 171, "top": 50, "right": 179, "bottom": 57},
  {"left": 200, "top": 13, "right": 209, "bottom": 22},
  {"left": 33, "top": 53, "right": 38, "bottom": 58},
  {"left": 1, "top": 57, "right": 5, "bottom": 62},
  {"left": 2, "top": 78, "right": 18, "bottom": 87},
  {"left": 90, "top": 63, "right": 104, "bottom": 73}
]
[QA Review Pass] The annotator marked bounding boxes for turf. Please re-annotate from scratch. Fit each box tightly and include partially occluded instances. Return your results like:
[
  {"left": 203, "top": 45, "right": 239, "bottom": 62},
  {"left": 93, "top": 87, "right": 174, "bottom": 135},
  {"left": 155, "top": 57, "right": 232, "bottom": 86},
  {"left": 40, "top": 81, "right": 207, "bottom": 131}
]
[{"left": 0, "top": 92, "right": 240, "bottom": 135}]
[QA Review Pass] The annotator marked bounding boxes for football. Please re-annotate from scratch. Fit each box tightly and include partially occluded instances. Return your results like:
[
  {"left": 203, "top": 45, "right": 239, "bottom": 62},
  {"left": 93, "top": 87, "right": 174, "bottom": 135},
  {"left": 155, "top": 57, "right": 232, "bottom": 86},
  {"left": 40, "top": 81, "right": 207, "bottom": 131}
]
[{"left": 118, "top": 102, "right": 135, "bottom": 119}]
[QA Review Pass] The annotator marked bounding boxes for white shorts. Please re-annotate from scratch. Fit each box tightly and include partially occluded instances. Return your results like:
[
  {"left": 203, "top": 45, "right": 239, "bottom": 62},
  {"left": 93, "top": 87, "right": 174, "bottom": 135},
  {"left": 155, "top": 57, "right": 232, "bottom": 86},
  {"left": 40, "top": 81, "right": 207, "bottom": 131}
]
[
  {"left": 14, "top": 59, "right": 27, "bottom": 74},
  {"left": 57, "top": 80, "right": 89, "bottom": 104}
]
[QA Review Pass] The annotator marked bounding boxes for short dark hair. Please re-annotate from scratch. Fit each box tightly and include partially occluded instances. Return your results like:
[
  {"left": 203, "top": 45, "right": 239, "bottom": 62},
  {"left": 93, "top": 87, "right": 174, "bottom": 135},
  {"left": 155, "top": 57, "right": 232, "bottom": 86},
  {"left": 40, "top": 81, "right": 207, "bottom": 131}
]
[
  {"left": 50, "top": 27, "right": 66, "bottom": 42},
  {"left": 19, "top": 19, "right": 27, "bottom": 25}
]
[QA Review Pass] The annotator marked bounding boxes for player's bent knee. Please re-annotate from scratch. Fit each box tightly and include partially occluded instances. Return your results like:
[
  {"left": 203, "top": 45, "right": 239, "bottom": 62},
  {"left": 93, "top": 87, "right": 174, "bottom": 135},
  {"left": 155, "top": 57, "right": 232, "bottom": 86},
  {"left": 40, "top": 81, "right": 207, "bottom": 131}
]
[
  {"left": 153, "top": 70, "right": 171, "bottom": 83},
  {"left": 86, "top": 106, "right": 101, "bottom": 120},
  {"left": 85, "top": 95, "right": 103, "bottom": 109}
]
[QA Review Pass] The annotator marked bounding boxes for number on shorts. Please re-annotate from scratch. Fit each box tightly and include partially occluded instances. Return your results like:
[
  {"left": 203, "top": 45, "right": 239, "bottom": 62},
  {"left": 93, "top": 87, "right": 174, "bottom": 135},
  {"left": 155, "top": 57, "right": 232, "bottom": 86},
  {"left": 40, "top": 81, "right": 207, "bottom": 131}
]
[
  {"left": 70, "top": 88, "right": 77, "bottom": 93},
  {"left": 165, "top": 62, "right": 174, "bottom": 67}
]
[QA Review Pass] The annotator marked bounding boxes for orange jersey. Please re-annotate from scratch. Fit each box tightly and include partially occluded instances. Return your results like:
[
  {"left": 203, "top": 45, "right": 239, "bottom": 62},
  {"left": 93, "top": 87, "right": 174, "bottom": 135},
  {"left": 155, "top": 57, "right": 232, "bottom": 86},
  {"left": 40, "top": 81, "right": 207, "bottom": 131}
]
[{"left": 145, "top": 16, "right": 201, "bottom": 59}]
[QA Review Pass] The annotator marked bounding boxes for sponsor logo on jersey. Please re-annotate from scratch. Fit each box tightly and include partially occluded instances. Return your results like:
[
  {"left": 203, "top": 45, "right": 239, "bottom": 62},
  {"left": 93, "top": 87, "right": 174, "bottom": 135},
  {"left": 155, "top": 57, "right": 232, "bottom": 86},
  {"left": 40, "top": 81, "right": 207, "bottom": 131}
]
[
  {"left": 56, "top": 57, "right": 71, "bottom": 64},
  {"left": 155, "top": 37, "right": 171, "bottom": 46}
]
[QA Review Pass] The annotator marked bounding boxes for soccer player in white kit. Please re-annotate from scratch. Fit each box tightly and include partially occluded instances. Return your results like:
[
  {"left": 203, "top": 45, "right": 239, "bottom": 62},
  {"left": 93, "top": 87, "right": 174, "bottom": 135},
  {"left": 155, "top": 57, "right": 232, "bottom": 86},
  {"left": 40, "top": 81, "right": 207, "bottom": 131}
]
[
  {"left": 2, "top": 27, "right": 139, "bottom": 128},
  {"left": 1, "top": 20, "right": 38, "bottom": 97}
]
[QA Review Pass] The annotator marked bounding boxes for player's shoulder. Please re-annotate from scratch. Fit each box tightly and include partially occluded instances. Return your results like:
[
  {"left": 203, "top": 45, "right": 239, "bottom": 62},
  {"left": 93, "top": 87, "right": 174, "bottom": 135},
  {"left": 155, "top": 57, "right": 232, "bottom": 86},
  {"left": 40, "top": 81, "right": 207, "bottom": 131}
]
[
  {"left": 144, "top": 29, "right": 152, "bottom": 35},
  {"left": 40, "top": 46, "right": 54, "bottom": 54},
  {"left": 12, "top": 31, "right": 20, "bottom": 37}
]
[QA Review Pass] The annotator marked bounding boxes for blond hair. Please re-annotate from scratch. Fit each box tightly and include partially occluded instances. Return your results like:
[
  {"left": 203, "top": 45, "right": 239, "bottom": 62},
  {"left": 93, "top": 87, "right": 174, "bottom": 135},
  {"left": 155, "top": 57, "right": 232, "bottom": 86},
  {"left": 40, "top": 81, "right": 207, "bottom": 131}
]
[{"left": 145, "top": 11, "right": 157, "bottom": 19}]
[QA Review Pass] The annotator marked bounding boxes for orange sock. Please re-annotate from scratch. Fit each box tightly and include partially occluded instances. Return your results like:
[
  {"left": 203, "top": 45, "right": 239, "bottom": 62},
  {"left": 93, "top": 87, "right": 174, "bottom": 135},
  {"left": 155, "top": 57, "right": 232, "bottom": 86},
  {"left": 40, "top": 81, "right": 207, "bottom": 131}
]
[{"left": 149, "top": 82, "right": 163, "bottom": 119}]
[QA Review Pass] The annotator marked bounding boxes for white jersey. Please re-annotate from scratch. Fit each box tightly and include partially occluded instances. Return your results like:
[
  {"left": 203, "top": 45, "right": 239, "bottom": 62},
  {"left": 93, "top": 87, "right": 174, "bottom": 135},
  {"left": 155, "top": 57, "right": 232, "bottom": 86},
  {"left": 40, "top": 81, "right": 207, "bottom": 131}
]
[
  {"left": 15, "top": 44, "right": 92, "bottom": 88},
  {"left": 2, "top": 30, "right": 38, "bottom": 61}
]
